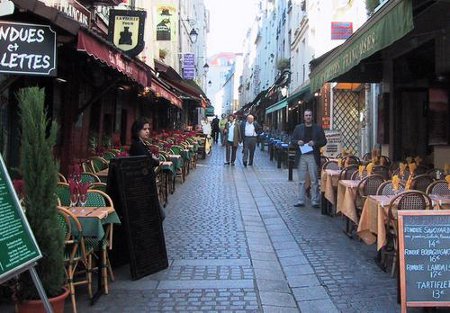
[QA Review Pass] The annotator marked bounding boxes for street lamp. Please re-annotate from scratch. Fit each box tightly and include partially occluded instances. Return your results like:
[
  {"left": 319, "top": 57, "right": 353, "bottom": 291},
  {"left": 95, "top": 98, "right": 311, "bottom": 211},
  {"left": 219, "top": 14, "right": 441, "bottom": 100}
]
[
  {"left": 189, "top": 28, "right": 198, "bottom": 43},
  {"left": 203, "top": 63, "right": 209, "bottom": 73}
]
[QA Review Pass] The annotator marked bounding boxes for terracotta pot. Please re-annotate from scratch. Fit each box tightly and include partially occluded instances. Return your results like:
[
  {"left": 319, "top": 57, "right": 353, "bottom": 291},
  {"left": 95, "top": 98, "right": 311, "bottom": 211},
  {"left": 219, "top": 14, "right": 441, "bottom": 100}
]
[{"left": 16, "top": 287, "right": 69, "bottom": 313}]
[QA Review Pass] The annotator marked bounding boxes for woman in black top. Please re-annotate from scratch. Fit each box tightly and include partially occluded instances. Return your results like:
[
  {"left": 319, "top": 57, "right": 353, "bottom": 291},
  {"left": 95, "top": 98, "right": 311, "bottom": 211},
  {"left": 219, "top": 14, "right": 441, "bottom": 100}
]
[
  {"left": 128, "top": 117, "right": 165, "bottom": 220},
  {"left": 129, "top": 118, "right": 159, "bottom": 167}
]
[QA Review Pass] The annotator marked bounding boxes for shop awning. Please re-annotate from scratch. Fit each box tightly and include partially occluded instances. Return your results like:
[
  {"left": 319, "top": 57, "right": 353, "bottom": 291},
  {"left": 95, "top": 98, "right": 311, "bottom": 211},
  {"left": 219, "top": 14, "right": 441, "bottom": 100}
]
[
  {"left": 77, "top": 30, "right": 150, "bottom": 88},
  {"left": 150, "top": 78, "right": 182, "bottom": 109},
  {"left": 309, "top": 0, "right": 414, "bottom": 91},
  {"left": 265, "top": 84, "right": 310, "bottom": 115}
]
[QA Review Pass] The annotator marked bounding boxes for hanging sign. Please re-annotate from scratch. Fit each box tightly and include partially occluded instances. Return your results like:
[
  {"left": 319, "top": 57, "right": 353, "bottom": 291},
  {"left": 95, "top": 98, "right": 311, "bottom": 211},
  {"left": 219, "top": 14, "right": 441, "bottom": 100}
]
[
  {"left": 331, "top": 22, "right": 353, "bottom": 40},
  {"left": 0, "top": 154, "right": 41, "bottom": 284},
  {"left": 182, "top": 53, "right": 195, "bottom": 80},
  {"left": 108, "top": 9, "right": 146, "bottom": 57},
  {"left": 0, "top": 21, "right": 57, "bottom": 76},
  {"left": 155, "top": 5, "right": 177, "bottom": 41}
]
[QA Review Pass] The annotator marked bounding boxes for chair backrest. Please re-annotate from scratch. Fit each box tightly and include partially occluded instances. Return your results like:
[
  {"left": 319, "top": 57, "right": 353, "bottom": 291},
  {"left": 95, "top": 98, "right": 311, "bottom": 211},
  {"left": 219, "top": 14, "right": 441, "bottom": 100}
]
[
  {"left": 90, "top": 156, "right": 109, "bottom": 172},
  {"left": 350, "top": 170, "right": 367, "bottom": 180},
  {"left": 169, "top": 145, "right": 183, "bottom": 155},
  {"left": 57, "top": 172, "right": 67, "bottom": 183},
  {"left": 102, "top": 151, "right": 116, "bottom": 161},
  {"left": 80, "top": 172, "right": 101, "bottom": 183},
  {"left": 426, "top": 168, "right": 445, "bottom": 180},
  {"left": 392, "top": 167, "right": 411, "bottom": 180},
  {"left": 389, "top": 190, "right": 432, "bottom": 212},
  {"left": 343, "top": 155, "right": 360, "bottom": 166},
  {"left": 376, "top": 180, "right": 406, "bottom": 195},
  {"left": 339, "top": 165, "right": 359, "bottom": 180},
  {"left": 426, "top": 180, "right": 450, "bottom": 196},
  {"left": 362, "top": 152, "right": 371, "bottom": 161},
  {"left": 89, "top": 182, "right": 107, "bottom": 192},
  {"left": 358, "top": 174, "right": 385, "bottom": 197},
  {"left": 56, "top": 182, "right": 71, "bottom": 206},
  {"left": 379, "top": 155, "right": 391, "bottom": 167},
  {"left": 85, "top": 189, "right": 113, "bottom": 207},
  {"left": 56, "top": 206, "right": 88, "bottom": 260},
  {"left": 411, "top": 174, "right": 434, "bottom": 193},
  {"left": 322, "top": 160, "right": 339, "bottom": 171},
  {"left": 372, "top": 165, "right": 391, "bottom": 180}
]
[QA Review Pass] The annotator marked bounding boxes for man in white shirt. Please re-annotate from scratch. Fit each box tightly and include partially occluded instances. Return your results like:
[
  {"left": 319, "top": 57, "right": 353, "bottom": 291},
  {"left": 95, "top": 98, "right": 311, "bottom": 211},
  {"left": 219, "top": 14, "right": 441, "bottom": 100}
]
[
  {"left": 223, "top": 114, "right": 240, "bottom": 165},
  {"left": 239, "top": 114, "right": 262, "bottom": 167}
]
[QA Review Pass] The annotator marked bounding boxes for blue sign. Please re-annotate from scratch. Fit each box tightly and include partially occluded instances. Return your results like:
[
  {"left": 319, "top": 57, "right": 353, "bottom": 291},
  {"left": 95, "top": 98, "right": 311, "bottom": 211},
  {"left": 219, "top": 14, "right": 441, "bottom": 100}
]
[{"left": 182, "top": 53, "right": 195, "bottom": 80}]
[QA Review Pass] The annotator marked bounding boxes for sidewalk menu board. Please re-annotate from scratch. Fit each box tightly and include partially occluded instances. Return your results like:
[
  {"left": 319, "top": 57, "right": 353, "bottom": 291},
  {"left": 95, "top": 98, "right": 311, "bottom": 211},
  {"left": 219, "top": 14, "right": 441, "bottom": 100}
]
[
  {"left": 107, "top": 156, "right": 168, "bottom": 280},
  {"left": 398, "top": 210, "right": 450, "bottom": 312},
  {"left": 0, "top": 155, "right": 41, "bottom": 283}
]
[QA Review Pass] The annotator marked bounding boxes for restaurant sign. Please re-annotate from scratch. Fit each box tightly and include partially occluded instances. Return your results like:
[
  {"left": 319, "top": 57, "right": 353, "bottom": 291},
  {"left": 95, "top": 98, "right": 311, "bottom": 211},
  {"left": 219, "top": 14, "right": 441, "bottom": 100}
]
[
  {"left": 182, "top": 53, "right": 195, "bottom": 80},
  {"left": 41, "top": 0, "right": 91, "bottom": 27},
  {"left": 108, "top": 9, "right": 146, "bottom": 57},
  {"left": 331, "top": 22, "right": 353, "bottom": 40},
  {"left": 0, "top": 21, "right": 57, "bottom": 76},
  {"left": 310, "top": 0, "right": 413, "bottom": 91}
]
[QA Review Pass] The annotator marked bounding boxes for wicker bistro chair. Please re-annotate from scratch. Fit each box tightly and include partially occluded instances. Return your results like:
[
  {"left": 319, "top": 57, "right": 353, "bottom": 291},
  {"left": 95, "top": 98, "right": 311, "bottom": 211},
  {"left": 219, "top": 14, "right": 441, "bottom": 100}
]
[
  {"left": 57, "top": 206, "right": 94, "bottom": 313},
  {"left": 426, "top": 180, "right": 450, "bottom": 196},
  {"left": 350, "top": 170, "right": 368, "bottom": 180},
  {"left": 58, "top": 172, "right": 67, "bottom": 183},
  {"left": 427, "top": 168, "right": 445, "bottom": 180},
  {"left": 83, "top": 190, "right": 115, "bottom": 294},
  {"left": 90, "top": 156, "right": 109, "bottom": 173},
  {"left": 411, "top": 174, "right": 435, "bottom": 193},
  {"left": 376, "top": 180, "right": 406, "bottom": 195},
  {"left": 80, "top": 172, "right": 101, "bottom": 184},
  {"left": 343, "top": 155, "right": 361, "bottom": 166},
  {"left": 89, "top": 182, "right": 107, "bottom": 193},
  {"left": 56, "top": 182, "right": 71, "bottom": 206},
  {"left": 384, "top": 191, "right": 432, "bottom": 277},
  {"left": 339, "top": 165, "right": 359, "bottom": 180},
  {"left": 169, "top": 145, "right": 187, "bottom": 183}
]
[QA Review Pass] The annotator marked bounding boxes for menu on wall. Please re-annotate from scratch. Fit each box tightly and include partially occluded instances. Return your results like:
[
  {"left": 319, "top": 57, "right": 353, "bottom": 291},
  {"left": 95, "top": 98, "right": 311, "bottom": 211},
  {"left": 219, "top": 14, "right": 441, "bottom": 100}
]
[
  {"left": 0, "top": 155, "right": 41, "bottom": 283},
  {"left": 398, "top": 210, "right": 450, "bottom": 312}
]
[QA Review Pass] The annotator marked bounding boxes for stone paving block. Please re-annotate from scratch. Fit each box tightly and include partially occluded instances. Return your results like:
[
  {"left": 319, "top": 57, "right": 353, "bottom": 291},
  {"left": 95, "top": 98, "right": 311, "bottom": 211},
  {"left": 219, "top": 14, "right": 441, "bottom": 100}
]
[
  {"left": 250, "top": 251, "right": 279, "bottom": 261},
  {"left": 262, "top": 306, "right": 300, "bottom": 313},
  {"left": 292, "top": 286, "right": 330, "bottom": 301},
  {"left": 297, "top": 299, "right": 340, "bottom": 313},
  {"left": 254, "top": 267, "right": 285, "bottom": 281},
  {"left": 157, "top": 279, "right": 254, "bottom": 289},
  {"left": 252, "top": 259, "right": 283, "bottom": 271},
  {"left": 256, "top": 278, "right": 291, "bottom": 292},
  {"left": 282, "top": 264, "right": 315, "bottom": 276},
  {"left": 249, "top": 243, "right": 276, "bottom": 253},
  {"left": 287, "top": 274, "right": 321, "bottom": 288},
  {"left": 259, "top": 291, "right": 297, "bottom": 307},
  {"left": 278, "top": 255, "right": 309, "bottom": 266}
]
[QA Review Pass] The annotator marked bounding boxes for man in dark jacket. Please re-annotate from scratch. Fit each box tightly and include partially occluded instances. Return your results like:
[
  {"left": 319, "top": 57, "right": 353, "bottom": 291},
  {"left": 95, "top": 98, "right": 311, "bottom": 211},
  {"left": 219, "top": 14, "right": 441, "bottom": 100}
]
[
  {"left": 290, "top": 109, "right": 327, "bottom": 208},
  {"left": 211, "top": 115, "right": 220, "bottom": 144}
]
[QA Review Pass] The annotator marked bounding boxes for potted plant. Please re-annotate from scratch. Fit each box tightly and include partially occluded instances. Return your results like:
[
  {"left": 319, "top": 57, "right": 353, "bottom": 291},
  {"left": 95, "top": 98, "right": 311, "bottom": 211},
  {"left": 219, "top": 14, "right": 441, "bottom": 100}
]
[{"left": 14, "top": 87, "right": 68, "bottom": 313}]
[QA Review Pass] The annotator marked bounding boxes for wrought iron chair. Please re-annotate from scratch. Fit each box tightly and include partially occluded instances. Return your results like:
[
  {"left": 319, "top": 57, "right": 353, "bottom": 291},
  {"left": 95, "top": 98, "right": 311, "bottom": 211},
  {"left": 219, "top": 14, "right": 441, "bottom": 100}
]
[
  {"left": 339, "top": 165, "right": 359, "bottom": 180},
  {"left": 426, "top": 180, "right": 450, "bottom": 196},
  {"left": 376, "top": 180, "right": 406, "bottom": 195},
  {"left": 411, "top": 174, "right": 434, "bottom": 193},
  {"left": 84, "top": 190, "right": 115, "bottom": 294},
  {"left": 57, "top": 206, "right": 93, "bottom": 313},
  {"left": 321, "top": 160, "right": 339, "bottom": 171},
  {"left": 372, "top": 165, "right": 391, "bottom": 180},
  {"left": 384, "top": 191, "right": 432, "bottom": 277}
]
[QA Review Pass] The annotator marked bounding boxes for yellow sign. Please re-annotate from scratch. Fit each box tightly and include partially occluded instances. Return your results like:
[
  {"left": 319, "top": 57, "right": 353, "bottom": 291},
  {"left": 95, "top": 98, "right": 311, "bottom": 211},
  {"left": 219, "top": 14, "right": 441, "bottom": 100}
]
[{"left": 108, "top": 9, "right": 146, "bottom": 57}]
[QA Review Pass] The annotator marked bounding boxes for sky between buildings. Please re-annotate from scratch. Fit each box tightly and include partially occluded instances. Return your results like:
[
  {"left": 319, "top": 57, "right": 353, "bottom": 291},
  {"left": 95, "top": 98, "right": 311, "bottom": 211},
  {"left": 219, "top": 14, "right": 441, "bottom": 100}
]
[{"left": 204, "top": 0, "right": 259, "bottom": 57}]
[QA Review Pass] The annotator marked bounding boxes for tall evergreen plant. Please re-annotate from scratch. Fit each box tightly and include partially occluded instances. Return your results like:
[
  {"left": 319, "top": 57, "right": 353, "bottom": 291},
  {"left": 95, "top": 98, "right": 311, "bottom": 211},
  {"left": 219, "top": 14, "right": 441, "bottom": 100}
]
[{"left": 17, "top": 87, "right": 64, "bottom": 299}]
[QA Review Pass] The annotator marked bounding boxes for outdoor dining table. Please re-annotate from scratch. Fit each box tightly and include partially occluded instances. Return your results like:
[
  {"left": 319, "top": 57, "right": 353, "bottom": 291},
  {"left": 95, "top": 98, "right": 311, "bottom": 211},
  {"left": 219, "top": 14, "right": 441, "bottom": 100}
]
[
  {"left": 336, "top": 179, "right": 360, "bottom": 224},
  {"left": 321, "top": 169, "right": 342, "bottom": 205},
  {"left": 357, "top": 194, "right": 450, "bottom": 251},
  {"left": 69, "top": 206, "right": 121, "bottom": 302}
]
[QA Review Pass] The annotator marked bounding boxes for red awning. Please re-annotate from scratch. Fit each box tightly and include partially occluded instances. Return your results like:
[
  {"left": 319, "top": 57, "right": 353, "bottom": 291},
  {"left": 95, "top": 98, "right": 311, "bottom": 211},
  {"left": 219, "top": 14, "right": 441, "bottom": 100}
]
[
  {"left": 77, "top": 30, "right": 150, "bottom": 87},
  {"left": 150, "top": 79, "right": 182, "bottom": 109}
]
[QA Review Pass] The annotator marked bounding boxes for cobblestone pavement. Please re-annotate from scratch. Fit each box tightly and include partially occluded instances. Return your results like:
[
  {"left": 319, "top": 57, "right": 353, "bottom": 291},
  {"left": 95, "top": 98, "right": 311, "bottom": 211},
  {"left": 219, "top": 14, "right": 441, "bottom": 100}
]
[{"left": 2, "top": 143, "right": 416, "bottom": 312}]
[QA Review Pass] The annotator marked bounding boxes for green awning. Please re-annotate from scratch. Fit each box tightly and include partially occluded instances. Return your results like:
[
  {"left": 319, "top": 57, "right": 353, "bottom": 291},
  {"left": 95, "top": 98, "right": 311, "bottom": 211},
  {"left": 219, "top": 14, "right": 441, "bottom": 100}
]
[
  {"left": 266, "top": 99, "right": 287, "bottom": 114},
  {"left": 265, "top": 84, "right": 310, "bottom": 115},
  {"left": 205, "top": 106, "right": 215, "bottom": 116},
  {"left": 310, "top": 0, "right": 413, "bottom": 91}
]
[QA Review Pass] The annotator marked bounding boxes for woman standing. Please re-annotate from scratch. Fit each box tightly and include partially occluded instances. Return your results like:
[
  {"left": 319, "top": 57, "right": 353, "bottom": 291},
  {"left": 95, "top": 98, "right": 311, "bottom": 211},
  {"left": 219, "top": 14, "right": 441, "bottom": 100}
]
[{"left": 129, "top": 118, "right": 160, "bottom": 167}]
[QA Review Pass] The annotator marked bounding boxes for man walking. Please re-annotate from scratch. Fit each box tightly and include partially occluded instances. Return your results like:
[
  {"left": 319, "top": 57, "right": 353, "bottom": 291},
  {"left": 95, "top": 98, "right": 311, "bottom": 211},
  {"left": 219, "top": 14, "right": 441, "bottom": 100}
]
[
  {"left": 211, "top": 115, "right": 220, "bottom": 144},
  {"left": 291, "top": 109, "right": 327, "bottom": 208},
  {"left": 218, "top": 114, "right": 228, "bottom": 145},
  {"left": 223, "top": 114, "right": 240, "bottom": 165},
  {"left": 240, "top": 114, "right": 262, "bottom": 167}
]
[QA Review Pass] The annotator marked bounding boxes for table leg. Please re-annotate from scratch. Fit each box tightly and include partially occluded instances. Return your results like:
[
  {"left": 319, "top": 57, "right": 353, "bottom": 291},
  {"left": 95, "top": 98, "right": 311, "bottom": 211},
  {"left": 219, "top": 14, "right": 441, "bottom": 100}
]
[{"left": 90, "top": 238, "right": 105, "bottom": 305}]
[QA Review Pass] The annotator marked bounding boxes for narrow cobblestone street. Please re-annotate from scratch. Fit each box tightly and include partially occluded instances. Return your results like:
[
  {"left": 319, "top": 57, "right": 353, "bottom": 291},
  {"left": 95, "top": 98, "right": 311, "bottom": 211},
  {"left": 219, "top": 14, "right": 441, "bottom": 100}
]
[{"left": 73, "top": 144, "right": 403, "bottom": 313}]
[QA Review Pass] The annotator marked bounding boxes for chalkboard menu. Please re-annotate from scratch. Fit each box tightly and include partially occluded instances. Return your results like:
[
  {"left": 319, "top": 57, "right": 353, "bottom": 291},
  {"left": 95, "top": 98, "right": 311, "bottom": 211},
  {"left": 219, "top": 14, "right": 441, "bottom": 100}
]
[
  {"left": 398, "top": 210, "right": 450, "bottom": 311},
  {"left": 0, "top": 155, "right": 41, "bottom": 283},
  {"left": 107, "top": 156, "right": 168, "bottom": 280}
]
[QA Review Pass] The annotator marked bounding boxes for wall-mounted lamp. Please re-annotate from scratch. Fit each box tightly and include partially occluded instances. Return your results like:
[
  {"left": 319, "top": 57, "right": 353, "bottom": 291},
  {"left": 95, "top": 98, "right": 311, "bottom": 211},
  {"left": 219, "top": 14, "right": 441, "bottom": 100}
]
[
  {"left": 208, "top": 80, "right": 212, "bottom": 86},
  {"left": 203, "top": 62, "right": 209, "bottom": 73},
  {"left": 314, "top": 92, "right": 320, "bottom": 97},
  {"left": 189, "top": 28, "right": 198, "bottom": 43}
]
